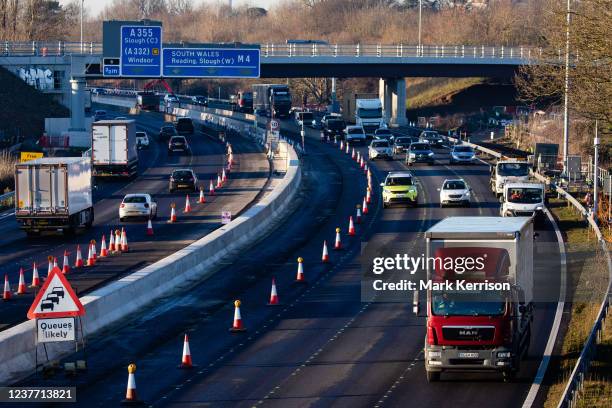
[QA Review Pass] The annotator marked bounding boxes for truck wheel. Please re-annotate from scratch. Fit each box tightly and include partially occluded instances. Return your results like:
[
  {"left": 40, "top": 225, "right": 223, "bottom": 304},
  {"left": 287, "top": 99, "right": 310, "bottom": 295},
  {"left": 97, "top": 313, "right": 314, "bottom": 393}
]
[{"left": 426, "top": 371, "right": 440, "bottom": 382}]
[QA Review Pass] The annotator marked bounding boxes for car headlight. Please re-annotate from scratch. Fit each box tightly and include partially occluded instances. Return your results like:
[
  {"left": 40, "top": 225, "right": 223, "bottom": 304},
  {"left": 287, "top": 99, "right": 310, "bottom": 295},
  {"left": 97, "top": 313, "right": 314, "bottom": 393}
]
[
  {"left": 465, "top": 191, "right": 471, "bottom": 197},
  {"left": 497, "top": 351, "right": 512, "bottom": 359},
  {"left": 428, "top": 152, "right": 434, "bottom": 157},
  {"left": 535, "top": 206, "right": 543, "bottom": 211},
  {"left": 409, "top": 153, "right": 416, "bottom": 158}
]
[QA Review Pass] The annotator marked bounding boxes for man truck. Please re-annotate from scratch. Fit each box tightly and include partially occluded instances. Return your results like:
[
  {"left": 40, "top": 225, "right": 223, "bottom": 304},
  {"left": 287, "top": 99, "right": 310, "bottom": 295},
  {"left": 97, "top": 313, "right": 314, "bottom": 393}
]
[
  {"left": 422, "top": 217, "right": 534, "bottom": 382},
  {"left": 342, "top": 92, "right": 386, "bottom": 136},
  {"left": 252, "top": 84, "right": 292, "bottom": 118},
  {"left": 500, "top": 182, "right": 546, "bottom": 221},
  {"left": 490, "top": 159, "right": 531, "bottom": 197},
  {"left": 15, "top": 157, "right": 94, "bottom": 236},
  {"left": 91, "top": 119, "right": 138, "bottom": 178}
]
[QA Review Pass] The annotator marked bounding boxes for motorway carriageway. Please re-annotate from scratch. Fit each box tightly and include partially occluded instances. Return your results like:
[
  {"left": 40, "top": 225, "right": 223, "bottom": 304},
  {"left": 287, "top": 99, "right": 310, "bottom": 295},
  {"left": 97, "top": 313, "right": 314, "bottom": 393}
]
[
  {"left": 15, "top": 110, "right": 562, "bottom": 408},
  {"left": 0, "top": 105, "right": 269, "bottom": 332}
]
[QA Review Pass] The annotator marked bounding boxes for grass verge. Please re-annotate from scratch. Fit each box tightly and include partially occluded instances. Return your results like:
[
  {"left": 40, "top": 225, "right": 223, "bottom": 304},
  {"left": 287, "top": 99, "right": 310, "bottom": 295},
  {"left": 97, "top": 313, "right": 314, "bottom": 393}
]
[
  {"left": 543, "top": 197, "right": 610, "bottom": 408},
  {"left": 406, "top": 78, "right": 485, "bottom": 109}
]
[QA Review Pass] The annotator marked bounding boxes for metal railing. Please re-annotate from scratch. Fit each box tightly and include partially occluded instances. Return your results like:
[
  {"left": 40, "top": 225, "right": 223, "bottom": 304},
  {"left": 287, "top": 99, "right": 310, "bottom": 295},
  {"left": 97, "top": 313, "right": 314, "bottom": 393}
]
[{"left": 0, "top": 41, "right": 549, "bottom": 62}]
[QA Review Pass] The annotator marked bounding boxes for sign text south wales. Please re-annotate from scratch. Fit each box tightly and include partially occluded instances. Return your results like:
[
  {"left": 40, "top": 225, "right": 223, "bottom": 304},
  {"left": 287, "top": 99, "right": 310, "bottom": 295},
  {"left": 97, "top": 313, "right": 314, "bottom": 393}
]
[{"left": 162, "top": 48, "right": 260, "bottom": 78}]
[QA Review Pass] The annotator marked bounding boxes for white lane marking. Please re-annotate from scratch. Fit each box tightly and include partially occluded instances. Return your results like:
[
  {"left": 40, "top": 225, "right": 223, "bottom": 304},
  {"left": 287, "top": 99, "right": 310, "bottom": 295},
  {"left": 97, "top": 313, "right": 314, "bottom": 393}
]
[{"left": 521, "top": 208, "right": 566, "bottom": 408}]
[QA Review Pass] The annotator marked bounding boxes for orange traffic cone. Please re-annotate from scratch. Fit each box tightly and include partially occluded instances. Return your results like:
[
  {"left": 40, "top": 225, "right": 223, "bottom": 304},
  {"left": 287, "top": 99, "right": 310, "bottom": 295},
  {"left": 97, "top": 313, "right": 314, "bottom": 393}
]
[
  {"left": 345, "top": 143, "right": 350, "bottom": 154},
  {"left": 322, "top": 240, "right": 329, "bottom": 263},
  {"left": 100, "top": 235, "right": 108, "bottom": 257},
  {"left": 366, "top": 186, "right": 372, "bottom": 204},
  {"left": 295, "top": 257, "right": 306, "bottom": 283},
  {"left": 198, "top": 187, "right": 206, "bottom": 204},
  {"left": 348, "top": 216, "right": 356, "bottom": 236},
  {"left": 2, "top": 274, "right": 10, "bottom": 301},
  {"left": 169, "top": 203, "right": 177, "bottom": 223},
  {"left": 115, "top": 230, "right": 121, "bottom": 252},
  {"left": 216, "top": 174, "right": 223, "bottom": 189},
  {"left": 209, "top": 179, "right": 215, "bottom": 196},
  {"left": 179, "top": 334, "right": 193, "bottom": 369},
  {"left": 363, "top": 197, "right": 369, "bottom": 215},
  {"left": 146, "top": 219, "right": 154, "bottom": 236},
  {"left": 222, "top": 168, "right": 227, "bottom": 183},
  {"left": 360, "top": 156, "right": 365, "bottom": 169},
  {"left": 120, "top": 228, "right": 128, "bottom": 252},
  {"left": 17, "top": 268, "right": 26, "bottom": 295},
  {"left": 184, "top": 195, "right": 192, "bottom": 213},
  {"left": 334, "top": 227, "right": 342, "bottom": 250},
  {"left": 74, "top": 245, "right": 84, "bottom": 268},
  {"left": 53, "top": 257, "right": 59, "bottom": 269},
  {"left": 30, "top": 262, "right": 40, "bottom": 288},
  {"left": 356, "top": 206, "right": 362, "bottom": 224},
  {"left": 121, "top": 363, "right": 141, "bottom": 405},
  {"left": 351, "top": 148, "right": 356, "bottom": 160},
  {"left": 339, "top": 140, "right": 344, "bottom": 150},
  {"left": 356, "top": 150, "right": 361, "bottom": 163},
  {"left": 109, "top": 230, "right": 116, "bottom": 252},
  {"left": 91, "top": 240, "right": 97, "bottom": 260},
  {"left": 47, "top": 256, "right": 54, "bottom": 275},
  {"left": 268, "top": 277, "right": 280, "bottom": 305},
  {"left": 363, "top": 163, "right": 368, "bottom": 174},
  {"left": 62, "top": 250, "right": 70, "bottom": 274},
  {"left": 229, "top": 300, "right": 246, "bottom": 332},
  {"left": 86, "top": 242, "right": 95, "bottom": 266}
]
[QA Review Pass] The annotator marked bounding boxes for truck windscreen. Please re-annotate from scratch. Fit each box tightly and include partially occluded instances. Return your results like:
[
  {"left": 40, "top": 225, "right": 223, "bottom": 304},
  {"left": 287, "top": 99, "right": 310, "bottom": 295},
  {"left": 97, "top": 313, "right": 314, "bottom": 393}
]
[
  {"left": 498, "top": 163, "right": 530, "bottom": 177},
  {"left": 507, "top": 188, "right": 543, "bottom": 204},
  {"left": 272, "top": 92, "right": 291, "bottom": 102},
  {"left": 357, "top": 108, "right": 382, "bottom": 118},
  {"left": 432, "top": 290, "right": 506, "bottom": 316}
]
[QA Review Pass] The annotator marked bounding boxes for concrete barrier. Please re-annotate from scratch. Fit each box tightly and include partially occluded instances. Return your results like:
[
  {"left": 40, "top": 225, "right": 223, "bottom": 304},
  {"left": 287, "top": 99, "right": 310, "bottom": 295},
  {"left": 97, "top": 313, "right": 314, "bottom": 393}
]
[{"left": 0, "top": 125, "right": 301, "bottom": 385}]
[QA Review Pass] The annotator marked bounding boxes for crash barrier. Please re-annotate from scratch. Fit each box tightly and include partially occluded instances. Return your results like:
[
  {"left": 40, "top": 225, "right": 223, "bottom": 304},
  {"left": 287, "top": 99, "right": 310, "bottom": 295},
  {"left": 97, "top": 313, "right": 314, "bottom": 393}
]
[
  {"left": 450, "top": 134, "right": 610, "bottom": 408},
  {"left": 0, "top": 115, "right": 301, "bottom": 385}
]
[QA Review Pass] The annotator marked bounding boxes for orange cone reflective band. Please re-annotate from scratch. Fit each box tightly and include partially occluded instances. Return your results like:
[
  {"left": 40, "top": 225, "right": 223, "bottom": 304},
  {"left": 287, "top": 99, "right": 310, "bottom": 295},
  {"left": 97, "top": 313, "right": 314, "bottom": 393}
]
[
  {"left": 198, "top": 187, "right": 206, "bottom": 204},
  {"left": 229, "top": 300, "right": 246, "bottom": 332},
  {"left": 322, "top": 240, "right": 329, "bottom": 263},
  {"left": 334, "top": 227, "right": 342, "bottom": 250},
  {"left": 100, "top": 235, "right": 108, "bottom": 257},
  {"left": 362, "top": 197, "right": 369, "bottom": 215},
  {"left": 348, "top": 216, "right": 356, "bottom": 236},
  {"left": 351, "top": 148, "right": 356, "bottom": 160},
  {"left": 179, "top": 334, "right": 193, "bottom": 368},
  {"left": 91, "top": 240, "right": 97, "bottom": 260},
  {"left": 146, "top": 219, "right": 154, "bottom": 236},
  {"left": 86, "top": 242, "right": 95, "bottom": 266},
  {"left": 268, "top": 277, "right": 280, "bottom": 305},
  {"left": 30, "top": 262, "right": 40, "bottom": 287},
  {"left": 74, "top": 245, "right": 84, "bottom": 268},
  {"left": 62, "top": 250, "right": 70, "bottom": 274},
  {"left": 3, "top": 274, "right": 11, "bottom": 300},
  {"left": 356, "top": 150, "right": 360, "bottom": 163},
  {"left": 121, "top": 228, "right": 128, "bottom": 252},
  {"left": 122, "top": 363, "right": 140, "bottom": 403},
  {"left": 169, "top": 203, "right": 177, "bottom": 223},
  {"left": 356, "top": 206, "right": 362, "bottom": 224},
  {"left": 339, "top": 140, "right": 344, "bottom": 150},
  {"left": 345, "top": 143, "right": 350, "bottom": 154},
  {"left": 17, "top": 268, "right": 26, "bottom": 295},
  {"left": 184, "top": 195, "right": 191, "bottom": 213},
  {"left": 53, "top": 257, "right": 59, "bottom": 269},
  {"left": 109, "top": 230, "right": 116, "bottom": 252},
  {"left": 222, "top": 168, "right": 227, "bottom": 182},
  {"left": 209, "top": 180, "right": 215, "bottom": 196},
  {"left": 295, "top": 257, "right": 306, "bottom": 283},
  {"left": 360, "top": 156, "right": 365, "bottom": 169},
  {"left": 366, "top": 186, "right": 372, "bottom": 204},
  {"left": 115, "top": 230, "right": 121, "bottom": 252},
  {"left": 216, "top": 174, "right": 222, "bottom": 189}
]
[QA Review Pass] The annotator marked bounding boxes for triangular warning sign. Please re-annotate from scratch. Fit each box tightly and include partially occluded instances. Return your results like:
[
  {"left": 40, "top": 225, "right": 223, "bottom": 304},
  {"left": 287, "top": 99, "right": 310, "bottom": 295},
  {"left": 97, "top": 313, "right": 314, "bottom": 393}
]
[{"left": 27, "top": 267, "right": 85, "bottom": 319}]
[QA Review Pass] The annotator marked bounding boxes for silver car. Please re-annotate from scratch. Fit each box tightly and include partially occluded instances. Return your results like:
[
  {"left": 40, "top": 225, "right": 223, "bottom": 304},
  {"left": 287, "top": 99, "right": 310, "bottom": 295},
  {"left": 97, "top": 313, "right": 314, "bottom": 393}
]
[{"left": 119, "top": 193, "right": 158, "bottom": 221}]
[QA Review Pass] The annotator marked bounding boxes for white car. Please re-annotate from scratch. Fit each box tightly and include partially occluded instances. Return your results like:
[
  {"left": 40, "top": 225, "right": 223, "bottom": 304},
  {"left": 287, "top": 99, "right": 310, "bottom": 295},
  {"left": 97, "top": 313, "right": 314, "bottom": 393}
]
[
  {"left": 119, "top": 194, "right": 158, "bottom": 221},
  {"left": 344, "top": 125, "right": 366, "bottom": 144},
  {"left": 438, "top": 178, "right": 471, "bottom": 207},
  {"left": 136, "top": 131, "right": 150, "bottom": 149},
  {"left": 368, "top": 139, "right": 393, "bottom": 160}
]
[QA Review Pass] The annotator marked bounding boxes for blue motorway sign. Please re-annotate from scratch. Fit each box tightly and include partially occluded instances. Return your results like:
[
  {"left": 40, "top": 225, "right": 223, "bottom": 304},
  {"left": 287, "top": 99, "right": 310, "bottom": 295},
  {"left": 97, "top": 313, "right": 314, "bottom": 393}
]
[
  {"left": 120, "top": 25, "right": 162, "bottom": 77},
  {"left": 162, "top": 47, "right": 260, "bottom": 78},
  {"left": 103, "top": 65, "right": 120, "bottom": 76}
]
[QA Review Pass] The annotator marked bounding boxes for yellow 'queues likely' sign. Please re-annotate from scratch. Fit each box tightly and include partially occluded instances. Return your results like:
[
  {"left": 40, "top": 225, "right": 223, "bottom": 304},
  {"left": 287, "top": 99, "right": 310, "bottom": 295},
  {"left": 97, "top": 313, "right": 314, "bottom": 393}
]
[{"left": 20, "top": 152, "right": 44, "bottom": 162}]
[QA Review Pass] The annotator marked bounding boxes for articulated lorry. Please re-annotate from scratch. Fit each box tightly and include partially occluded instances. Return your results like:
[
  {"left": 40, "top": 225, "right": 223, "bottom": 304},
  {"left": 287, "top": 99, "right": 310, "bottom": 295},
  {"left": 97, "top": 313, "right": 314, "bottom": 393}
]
[
  {"left": 342, "top": 92, "right": 386, "bottom": 136},
  {"left": 423, "top": 217, "right": 534, "bottom": 382},
  {"left": 500, "top": 182, "right": 546, "bottom": 221},
  {"left": 490, "top": 159, "right": 531, "bottom": 196},
  {"left": 252, "top": 84, "right": 292, "bottom": 118},
  {"left": 15, "top": 157, "right": 93, "bottom": 236},
  {"left": 92, "top": 120, "right": 138, "bottom": 178}
]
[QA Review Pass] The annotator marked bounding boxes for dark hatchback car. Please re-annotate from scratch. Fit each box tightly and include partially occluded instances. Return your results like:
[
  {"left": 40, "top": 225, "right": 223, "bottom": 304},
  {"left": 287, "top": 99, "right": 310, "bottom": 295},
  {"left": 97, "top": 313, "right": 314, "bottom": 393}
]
[
  {"left": 324, "top": 118, "right": 346, "bottom": 137},
  {"left": 406, "top": 142, "right": 435, "bottom": 166},
  {"left": 159, "top": 125, "right": 178, "bottom": 142},
  {"left": 393, "top": 136, "right": 418, "bottom": 154},
  {"left": 168, "top": 136, "right": 190, "bottom": 155},
  {"left": 169, "top": 169, "right": 198, "bottom": 193},
  {"left": 175, "top": 117, "right": 194, "bottom": 135}
]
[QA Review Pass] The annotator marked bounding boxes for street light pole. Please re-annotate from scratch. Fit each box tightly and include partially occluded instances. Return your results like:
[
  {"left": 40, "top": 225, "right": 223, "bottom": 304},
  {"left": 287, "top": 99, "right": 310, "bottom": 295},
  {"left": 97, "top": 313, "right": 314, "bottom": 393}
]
[
  {"left": 562, "top": 0, "right": 571, "bottom": 174},
  {"left": 80, "top": 0, "right": 84, "bottom": 53},
  {"left": 418, "top": 0, "right": 422, "bottom": 56},
  {"left": 593, "top": 120, "right": 599, "bottom": 219}
]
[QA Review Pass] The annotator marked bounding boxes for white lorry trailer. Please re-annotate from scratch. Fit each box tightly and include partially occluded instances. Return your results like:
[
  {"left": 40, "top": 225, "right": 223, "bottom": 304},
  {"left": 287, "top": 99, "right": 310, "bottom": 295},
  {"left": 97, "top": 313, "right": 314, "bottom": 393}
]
[
  {"left": 92, "top": 119, "right": 138, "bottom": 178},
  {"left": 15, "top": 157, "right": 93, "bottom": 236}
]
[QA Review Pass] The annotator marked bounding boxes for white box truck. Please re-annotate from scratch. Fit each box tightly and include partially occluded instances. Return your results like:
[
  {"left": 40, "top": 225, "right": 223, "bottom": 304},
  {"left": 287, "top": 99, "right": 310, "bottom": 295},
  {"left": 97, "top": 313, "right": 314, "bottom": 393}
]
[
  {"left": 342, "top": 92, "right": 386, "bottom": 136},
  {"left": 490, "top": 159, "right": 531, "bottom": 196},
  {"left": 15, "top": 157, "right": 94, "bottom": 236},
  {"left": 92, "top": 119, "right": 138, "bottom": 178},
  {"left": 500, "top": 182, "right": 546, "bottom": 221},
  {"left": 422, "top": 217, "right": 534, "bottom": 382}
]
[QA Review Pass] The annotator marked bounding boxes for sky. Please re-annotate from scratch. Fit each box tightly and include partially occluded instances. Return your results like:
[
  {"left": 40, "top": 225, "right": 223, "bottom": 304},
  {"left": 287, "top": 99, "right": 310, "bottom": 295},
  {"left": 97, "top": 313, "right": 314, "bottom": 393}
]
[{"left": 63, "top": 0, "right": 277, "bottom": 19}]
